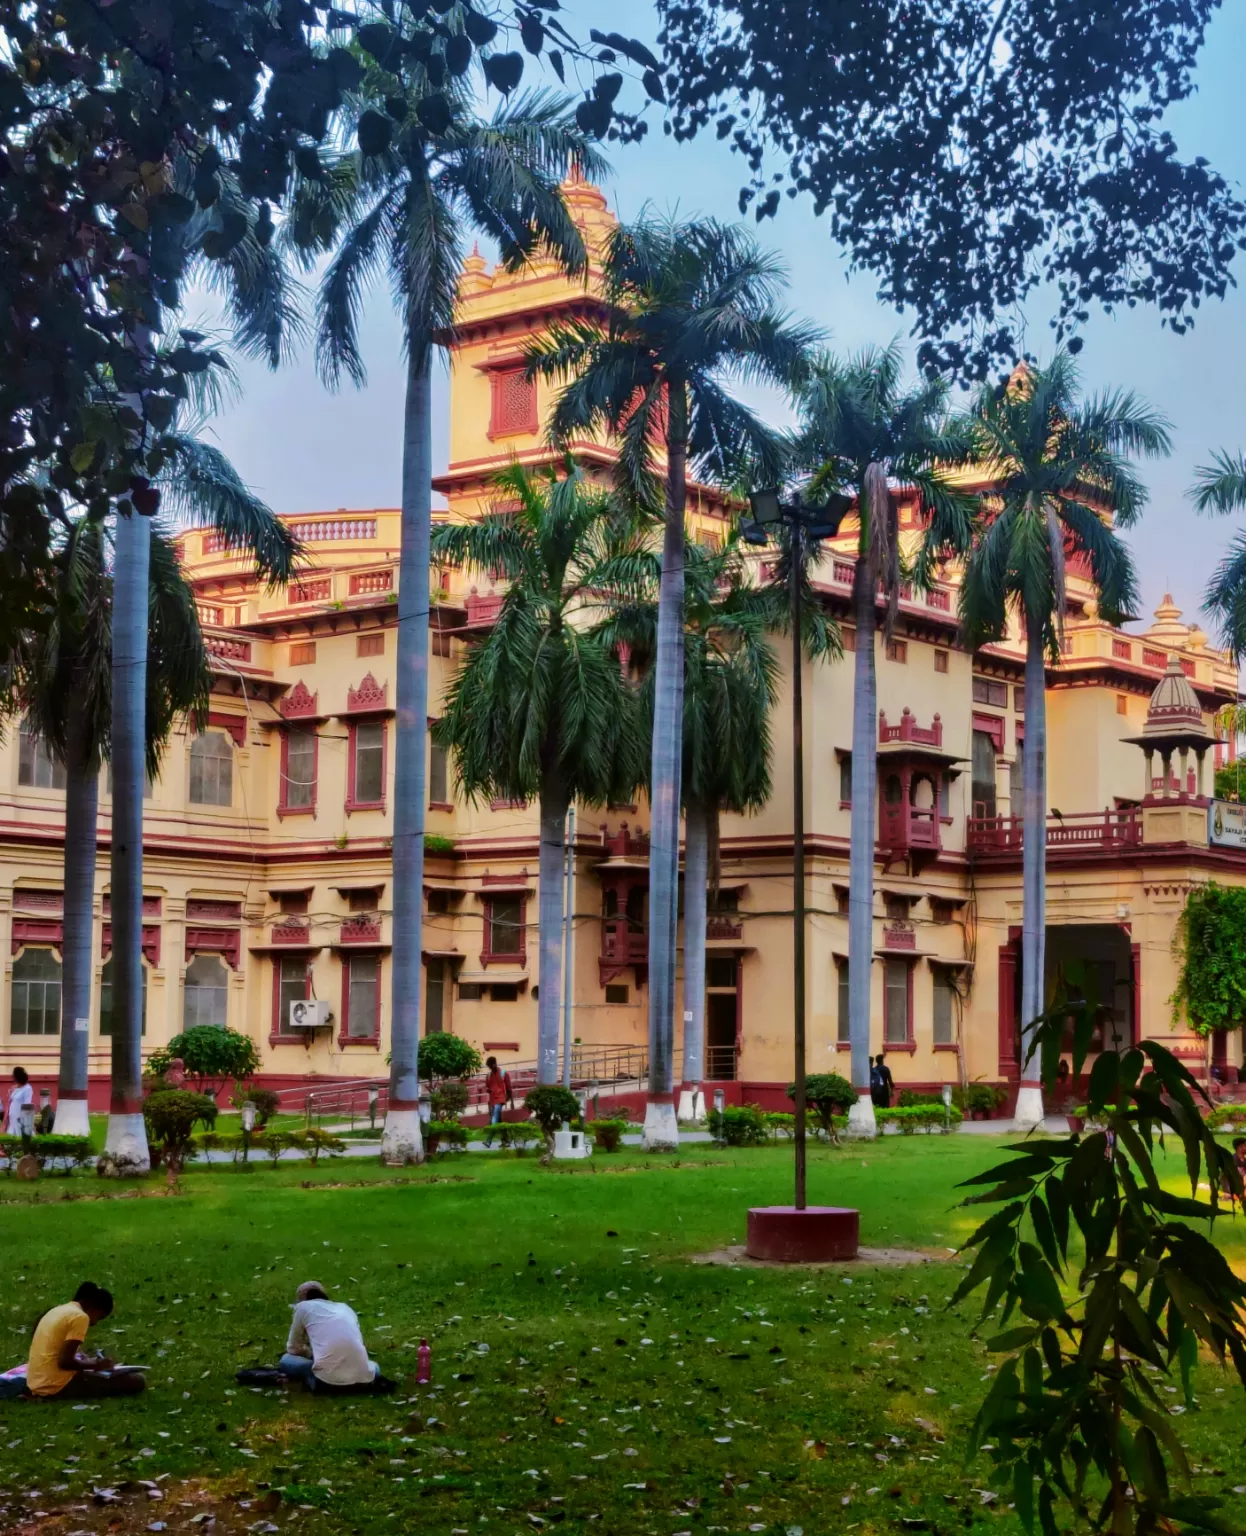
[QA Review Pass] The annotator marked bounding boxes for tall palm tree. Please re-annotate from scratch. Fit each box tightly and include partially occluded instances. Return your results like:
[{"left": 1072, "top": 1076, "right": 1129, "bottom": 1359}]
[
  {"left": 431, "top": 463, "right": 647, "bottom": 1080},
  {"left": 791, "top": 344, "right": 975, "bottom": 1138},
  {"left": 307, "top": 33, "right": 603, "bottom": 1161},
  {"left": 961, "top": 353, "right": 1170, "bottom": 1126},
  {"left": 1192, "top": 451, "right": 1246, "bottom": 656},
  {"left": 529, "top": 216, "right": 816, "bottom": 1148},
  {"left": 26, "top": 429, "right": 298, "bottom": 1149}
]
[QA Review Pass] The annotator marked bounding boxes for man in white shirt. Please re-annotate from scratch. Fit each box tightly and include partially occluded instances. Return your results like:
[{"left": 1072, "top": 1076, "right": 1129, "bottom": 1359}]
[
  {"left": 278, "top": 1281, "right": 378, "bottom": 1391},
  {"left": 5, "top": 1067, "right": 32, "bottom": 1135}
]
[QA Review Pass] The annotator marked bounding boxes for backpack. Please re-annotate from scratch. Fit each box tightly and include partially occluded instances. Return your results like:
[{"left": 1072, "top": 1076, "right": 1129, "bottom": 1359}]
[{"left": 869, "top": 1063, "right": 884, "bottom": 1093}]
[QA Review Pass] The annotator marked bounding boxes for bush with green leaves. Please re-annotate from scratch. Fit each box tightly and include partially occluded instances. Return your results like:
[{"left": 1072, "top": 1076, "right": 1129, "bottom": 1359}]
[
  {"left": 0, "top": 1134, "right": 92, "bottom": 1174},
  {"left": 293, "top": 1128, "right": 346, "bottom": 1166},
  {"left": 897, "top": 1088, "right": 943, "bottom": 1107},
  {"left": 478, "top": 1121, "right": 541, "bottom": 1155},
  {"left": 523, "top": 1085, "right": 582, "bottom": 1137},
  {"left": 590, "top": 1119, "right": 628, "bottom": 1153},
  {"left": 707, "top": 1104, "right": 768, "bottom": 1146},
  {"left": 143, "top": 1089, "right": 218, "bottom": 1173},
  {"left": 955, "top": 975, "right": 1246, "bottom": 1536},
  {"left": 1171, "top": 882, "right": 1246, "bottom": 1038},
  {"left": 957, "top": 1081, "right": 1006, "bottom": 1116},
  {"left": 877, "top": 1104, "right": 962, "bottom": 1134},
  {"left": 425, "top": 1120, "right": 468, "bottom": 1155},
  {"left": 257, "top": 1130, "right": 293, "bottom": 1166},
  {"left": 765, "top": 1111, "right": 796, "bottom": 1140},
  {"left": 418, "top": 1032, "right": 483, "bottom": 1089},
  {"left": 789, "top": 1073, "right": 855, "bottom": 1141},
  {"left": 147, "top": 1026, "right": 261, "bottom": 1094},
  {"left": 236, "top": 1086, "right": 281, "bottom": 1126},
  {"left": 430, "top": 1081, "right": 470, "bottom": 1121}
]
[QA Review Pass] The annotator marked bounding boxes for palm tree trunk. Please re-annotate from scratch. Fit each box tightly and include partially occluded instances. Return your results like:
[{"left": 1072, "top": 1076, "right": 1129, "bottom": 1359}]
[
  {"left": 54, "top": 723, "right": 97, "bottom": 1138},
  {"left": 537, "top": 764, "right": 568, "bottom": 1085},
  {"left": 103, "top": 506, "right": 151, "bottom": 1174},
  {"left": 679, "top": 794, "right": 708, "bottom": 1120},
  {"left": 846, "top": 545, "right": 879, "bottom": 1138},
  {"left": 1014, "top": 622, "right": 1047, "bottom": 1128},
  {"left": 382, "top": 349, "right": 432, "bottom": 1165},
  {"left": 643, "top": 385, "right": 688, "bottom": 1151}
]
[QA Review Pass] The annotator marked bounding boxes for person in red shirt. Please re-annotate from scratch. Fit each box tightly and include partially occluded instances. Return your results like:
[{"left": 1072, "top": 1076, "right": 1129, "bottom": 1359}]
[{"left": 483, "top": 1057, "right": 514, "bottom": 1146}]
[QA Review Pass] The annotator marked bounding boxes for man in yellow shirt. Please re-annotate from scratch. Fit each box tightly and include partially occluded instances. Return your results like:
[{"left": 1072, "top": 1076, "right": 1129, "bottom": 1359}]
[{"left": 26, "top": 1283, "right": 145, "bottom": 1399}]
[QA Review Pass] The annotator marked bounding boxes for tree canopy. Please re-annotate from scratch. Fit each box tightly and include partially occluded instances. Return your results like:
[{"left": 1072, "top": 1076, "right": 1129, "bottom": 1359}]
[{"left": 657, "top": 0, "right": 1246, "bottom": 378}]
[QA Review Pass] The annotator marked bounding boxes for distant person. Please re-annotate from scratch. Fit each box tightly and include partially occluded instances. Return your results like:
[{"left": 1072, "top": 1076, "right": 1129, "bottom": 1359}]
[
  {"left": 26, "top": 1282, "right": 145, "bottom": 1399},
  {"left": 5, "top": 1067, "right": 32, "bottom": 1135},
  {"left": 35, "top": 1090, "right": 54, "bottom": 1136},
  {"left": 482, "top": 1056, "right": 514, "bottom": 1146},
  {"left": 870, "top": 1054, "right": 894, "bottom": 1110},
  {"left": 278, "top": 1282, "right": 378, "bottom": 1392}
]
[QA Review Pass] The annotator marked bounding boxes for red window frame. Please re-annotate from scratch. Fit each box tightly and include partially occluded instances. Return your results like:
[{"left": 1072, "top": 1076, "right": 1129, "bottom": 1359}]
[
  {"left": 481, "top": 894, "right": 527, "bottom": 968},
  {"left": 278, "top": 725, "right": 319, "bottom": 818},
  {"left": 346, "top": 719, "right": 387, "bottom": 813},
  {"left": 883, "top": 956, "right": 916, "bottom": 1053},
  {"left": 269, "top": 954, "right": 311, "bottom": 1046},
  {"left": 339, "top": 951, "right": 382, "bottom": 1048},
  {"left": 488, "top": 367, "right": 538, "bottom": 438}
]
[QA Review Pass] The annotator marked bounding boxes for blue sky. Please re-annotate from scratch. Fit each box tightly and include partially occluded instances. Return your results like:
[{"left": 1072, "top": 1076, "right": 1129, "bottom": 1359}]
[{"left": 204, "top": 1, "right": 1246, "bottom": 642}]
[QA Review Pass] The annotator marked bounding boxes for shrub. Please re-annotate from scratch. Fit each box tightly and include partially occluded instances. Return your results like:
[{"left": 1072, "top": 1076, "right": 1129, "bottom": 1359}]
[
  {"left": 591, "top": 1119, "right": 627, "bottom": 1153},
  {"left": 708, "top": 1104, "right": 768, "bottom": 1146},
  {"left": 1205, "top": 1104, "right": 1246, "bottom": 1133},
  {"left": 876, "top": 1104, "right": 963, "bottom": 1135},
  {"left": 418, "top": 1032, "right": 482, "bottom": 1089},
  {"left": 765, "top": 1111, "right": 795, "bottom": 1140},
  {"left": 790, "top": 1073, "right": 856, "bottom": 1140},
  {"left": 238, "top": 1087, "right": 281, "bottom": 1126},
  {"left": 523, "top": 1085, "right": 581, "bottom": 1137},
  {"left": 956, "top": 1081, "right": 1006, "bottom": 1116},
  {"left": 147, "top": 1026, "right": 261, "bottom": 1094},
  {"left": 430, "top": 1081, "right": 470, "bottom": 1121},
  {"left": 291, "top": 1128, "right": 346, "bottom": 1165},
  {"left": 143, "top": 1088, "right": 218, "bottom": 1172},
  {"left": 897, "top": 1088, "right": 943, "bottom": 1107},
  {"left": 257, "top": 1129, "right": 293, "bottom": 1166},
  {"left": 481, "top": 1120, "right": 540, "bottom": 1155},
  {"left": 425, "top": 1120, "right": 468, "bottom": 1155},
  {"left": 0, "top": 1134, "right": 92, "bottom": 1174}
]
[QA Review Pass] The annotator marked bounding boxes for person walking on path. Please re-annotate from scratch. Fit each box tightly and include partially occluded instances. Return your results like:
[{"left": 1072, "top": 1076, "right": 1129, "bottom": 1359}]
[
  {"left": 870, "top": 1054, "right": 894, "bottom": 1111},
  {"left": 483, "top": 1057, "right": 515, "bottom": 1146},
  {"left": 5, "top": 1067, "right": 32, "bottom": 1135}
]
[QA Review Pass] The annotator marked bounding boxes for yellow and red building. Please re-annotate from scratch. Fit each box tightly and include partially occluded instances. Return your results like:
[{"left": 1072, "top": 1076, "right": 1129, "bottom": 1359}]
[{"left": 1, "top": 179, "right": 1243, "bottom": 1110}]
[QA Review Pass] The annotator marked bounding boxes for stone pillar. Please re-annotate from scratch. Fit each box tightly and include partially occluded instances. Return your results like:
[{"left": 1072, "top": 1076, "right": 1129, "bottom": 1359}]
[
  {"left": 1160, "top": 751, "right": 1173, "bottom": 798},
  {"left": 1179, "top": 746, "right": 1190, "bottom": 799},
  {"left": 1196, "top": 749, "right": 1206, "bottom": 800},
  {"left": 1143, "top": 748, "right": 1153, "bottom": 802}
]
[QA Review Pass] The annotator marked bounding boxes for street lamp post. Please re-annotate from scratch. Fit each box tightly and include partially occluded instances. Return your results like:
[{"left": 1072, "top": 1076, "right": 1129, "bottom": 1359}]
[{"left": 744, "top": 488, "right": 852, "bottom": 1215}]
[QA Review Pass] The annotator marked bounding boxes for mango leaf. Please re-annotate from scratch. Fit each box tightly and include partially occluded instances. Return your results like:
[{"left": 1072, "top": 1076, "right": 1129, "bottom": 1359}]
[
  {"left": 1045, "top": 1174, "right": 1070, "bottom": 1253},
  {"left": 483, "top": 52, "right": 524, "bottom": 93},
  {"left": 1014, "top": 1461, "right": 1035, "bottom": 1532},
  {"left": 1087, "top": 1050, "right": 1118, "bottom": 1111},
  {"left": 358, "top": 22, "right": 397, "bottom": 61},
  {"left": 949, "top": 1228, "right": 1017, "bottom": 1309},
  {"left": 358, "top": 109, "right": 393, "bottom": 157},
  {"left": 987, "top": 1325, "right": 1039, "bottom": 1353},
  {"left": 1178, "top": 1322, "right": 1198, "bottom": 1406},
  {"left": 417, "top": 95, "right": 452, "bottom": 136}
]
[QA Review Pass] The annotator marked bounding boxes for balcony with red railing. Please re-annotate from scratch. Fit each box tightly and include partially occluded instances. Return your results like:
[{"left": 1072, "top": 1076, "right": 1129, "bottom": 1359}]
[
  {"left": 600, "top": 824, "right": 649, "bottom": 861},
  {"left": 968, "top": 807, "right": 1143, "bottom": 858},
  {"left": 706, "top": 913, "right": 744, "bottom": 942},
  {"left": 599, "top": 917, "right": 647, "bottom": 984},
  {"left": 879, "top": 708, "right": 943, "bottom": 748},
  {"left": 463, "top": 587, "right": 504, "bottom": 629}
]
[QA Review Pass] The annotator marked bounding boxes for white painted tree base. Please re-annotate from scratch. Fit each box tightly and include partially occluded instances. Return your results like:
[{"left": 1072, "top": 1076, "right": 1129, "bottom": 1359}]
[
  {"left": 642, "top": 1100, "right": 680, "bottom": 1151},
  {"left": 381, "top": 1108, "right": 425, "bottom": 1165},
  {"left": 1013, "top": 1086, "right": 1046, "bottom": 1129},
  {"left": 843, "top": 1095, "right": 878, "bottom": 1140},
  {"left": 101, "top": 1113, "right": 150, "bottom": 1175},
  {"left": 53, "top": 1100, "right": 90, "bottom": 1137},
  {"left": 677, "top": 1087, "right": 705, "bottom": 1123}
]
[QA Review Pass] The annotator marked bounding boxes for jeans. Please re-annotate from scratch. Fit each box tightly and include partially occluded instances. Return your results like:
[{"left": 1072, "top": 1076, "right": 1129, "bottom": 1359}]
[
  {"left": 278, "top": 1354, "right": 377, "bottom": 1391},
  {"left": 47, "top": 1370, "right": 146, "bottom": 1399},
  {"left": 484, "top": 1104, "right": 504, "bottom": 1144}
]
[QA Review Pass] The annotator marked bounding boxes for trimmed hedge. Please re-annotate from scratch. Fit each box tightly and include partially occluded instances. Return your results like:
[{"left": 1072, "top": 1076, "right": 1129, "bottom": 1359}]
[
  {"left": 708, "top": 1105, "right": 769, "bottom": 1146},
  {"left": 0, "top": 1133, "right": 92, "bottom": 1173},
  {"left": 877, "top": 1104, "right": 963, "bottom": 1134},
  {"left": 590, "top": 1119, "right": 628, "bottom": 1153}
]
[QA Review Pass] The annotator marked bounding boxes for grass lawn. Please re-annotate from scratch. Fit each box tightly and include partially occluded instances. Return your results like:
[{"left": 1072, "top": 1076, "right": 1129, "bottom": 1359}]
[{"left": 2, "top": 1137, "right": 1246, "bottom": 1536}]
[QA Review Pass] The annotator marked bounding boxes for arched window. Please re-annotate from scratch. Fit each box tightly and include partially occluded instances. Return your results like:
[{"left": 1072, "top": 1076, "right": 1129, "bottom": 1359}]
[
  {"left": 184, "top": 954, "right": 228, "bottom": 1029},
  {"left": 189, "top": 731, "right": 234, "bottom": 807},
  {"left": 11, "top": 948, "right": 61, "bottom": 1035},
  {"left": 99, "top": 959, "right": 148, "bottom": 1037}
]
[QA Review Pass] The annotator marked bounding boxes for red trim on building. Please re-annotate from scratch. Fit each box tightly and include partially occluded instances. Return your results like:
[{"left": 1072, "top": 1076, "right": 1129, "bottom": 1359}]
[
  {"left": 972, "top": 712, "right": 1005, "bottom": 752},
  {"left": 207, "top": 711, "right": 247, "bottom": 748},
  {"left": 998, "top": 939, "right": 1019, "bottom": 1078},
  {"left": 345, "top": 718, "right": 387, "bottom": 814},
  {"left": 338, "top": 951, "right": 382, "bottom": 1048},
  {"left": 185, "top": 926, "right": 241, "bottom": 970},
  {"left": 480, "top": 893, "right": 527, "bottom": 968},
  {"left": 278, "top": 724, "right": 319, "bottom": 819},
  {"left": 101, "top": 923, "right": 161, "bottom": 968},
  {"left": 270, "top": 953, "right": 311, "bottom": 1046},
  {"left": 11, "top": 916, "right": 63, "bottom": 954}
]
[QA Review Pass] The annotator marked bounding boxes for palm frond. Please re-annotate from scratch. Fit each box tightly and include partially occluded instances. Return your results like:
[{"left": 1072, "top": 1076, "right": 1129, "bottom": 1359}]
[
  {"left": 1193, "top": 451, "right": 1246, "bottom": 517},
  {"left": 158, "top": 435, "right": 301, "bottom": 587}
]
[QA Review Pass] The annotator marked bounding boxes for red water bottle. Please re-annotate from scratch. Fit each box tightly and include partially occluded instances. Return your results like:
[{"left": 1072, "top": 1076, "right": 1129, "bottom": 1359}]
[{"left": 417, "top": 1339, "right": 431, "bottom": 1385}]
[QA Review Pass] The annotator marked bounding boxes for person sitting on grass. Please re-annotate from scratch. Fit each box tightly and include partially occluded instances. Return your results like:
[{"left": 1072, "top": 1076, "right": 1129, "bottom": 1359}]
[
  {"left": 26, "top": 1282, "right": 145, "bottom": 1399},
  {"left": 279, "top": 1281, "right": 378, "bottom": 1392}
]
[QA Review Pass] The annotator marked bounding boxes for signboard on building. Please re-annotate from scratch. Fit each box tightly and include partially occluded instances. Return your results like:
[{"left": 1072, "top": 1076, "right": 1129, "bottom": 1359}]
[{"left": 1209, "top": 799, "right": 1246, "bottom": 848}]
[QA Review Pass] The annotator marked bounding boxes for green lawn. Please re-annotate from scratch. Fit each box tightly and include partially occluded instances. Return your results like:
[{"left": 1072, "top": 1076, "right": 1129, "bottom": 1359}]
[{"left": 2, "top": 1138, "right": 1246, "bottom": 1536}]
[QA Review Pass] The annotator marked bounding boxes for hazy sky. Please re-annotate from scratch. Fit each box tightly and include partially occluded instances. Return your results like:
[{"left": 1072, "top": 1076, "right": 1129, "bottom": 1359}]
[{"left": 202, "top": 1, "right": 1246, "bottom": 643}]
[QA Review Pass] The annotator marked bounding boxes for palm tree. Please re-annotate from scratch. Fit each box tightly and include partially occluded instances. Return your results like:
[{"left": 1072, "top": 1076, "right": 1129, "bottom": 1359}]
[
  {"left": 960, "top": 353, "right": 1170, "bottom": 1126},
  {"left": 431, "top": 462, "right": 647, "bottom": 1081},
  {"left": 307, "top": 38, "right": 604, "bottom": 1160},
  {"left": 1193, "top": 451, "right": 1246, "bottom": 656},
  {"left": 26, "top": 425, "right": 298, "bottom": 1150},
  {"left": 529, "top": 216, "right": 816, "bottom": 1148},
  {"left": 791, "top": 344, "right": 975, "bottom": 1138}
]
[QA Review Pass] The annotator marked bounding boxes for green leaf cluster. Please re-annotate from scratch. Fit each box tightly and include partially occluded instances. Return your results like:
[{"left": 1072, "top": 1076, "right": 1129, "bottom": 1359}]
[
  {"left": 419, "top": 1032, "right": 483, "bottom": 1088},
  {"left": 148, "top": 1026, "right": 261, "bottom": 1093},
  {"left": 523, "top": 1085, "right": 583, "bottom": 1136},
  {"left": 1171, "top": 883, "right": 1246, "bottom": 1038},
  {"left": 955, "top": 983, "right": 1246, "bottom": 1536}
]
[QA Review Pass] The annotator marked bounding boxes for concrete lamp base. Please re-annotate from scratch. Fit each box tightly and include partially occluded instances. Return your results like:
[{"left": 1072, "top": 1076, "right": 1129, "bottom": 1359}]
[{"left": 745, "top": 1205, "right": 860, "bottom": 1263}]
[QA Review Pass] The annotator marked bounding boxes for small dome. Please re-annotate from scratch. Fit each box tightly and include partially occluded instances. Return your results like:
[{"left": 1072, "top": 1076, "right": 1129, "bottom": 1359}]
[
  {"left": 1146, "top": 592, "right": 1189, "bottom": 641},
  {"left": 1142, "top": 653, "right": 1203, "bottom": 737}
]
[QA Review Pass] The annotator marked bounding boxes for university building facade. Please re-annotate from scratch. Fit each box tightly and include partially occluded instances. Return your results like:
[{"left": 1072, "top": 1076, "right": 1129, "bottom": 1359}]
[{"left": 2, "top": 178, "right": 1244, "bottom": 1109}]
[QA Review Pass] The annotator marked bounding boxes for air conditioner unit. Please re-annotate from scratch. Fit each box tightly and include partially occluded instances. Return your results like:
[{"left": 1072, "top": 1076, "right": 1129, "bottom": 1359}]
[{"left": 289, "top": 999, "right": 332, "bottom": 1030}]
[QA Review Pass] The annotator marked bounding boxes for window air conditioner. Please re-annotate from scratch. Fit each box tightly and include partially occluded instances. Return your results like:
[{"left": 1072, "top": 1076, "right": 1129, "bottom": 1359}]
[{"left": 289, "top": 999, "right": 332, "bottom": 1029}]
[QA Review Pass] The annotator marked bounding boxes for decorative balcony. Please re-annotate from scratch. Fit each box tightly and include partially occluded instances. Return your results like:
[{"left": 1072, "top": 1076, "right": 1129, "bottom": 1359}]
[
  {"left": 879, "top": 708, "right": 942, "bottom": 748},
  {"left": 967, "top": 808, "right": 1143, "bottom": 857},
  {"left": 600, "top": 823, "right": 649, "bottom": 861},
  {"left": 876, "top": 710, "right": 959, "bottom": 868},
  {"left": 464, "top": 587, "right": 504, "bottom": 629},
  {"left": 706, "top": 913, "right": 744, "bottom": 942},
  {"left": 599, "top": 917, "right": 647, "bottom": 985}
]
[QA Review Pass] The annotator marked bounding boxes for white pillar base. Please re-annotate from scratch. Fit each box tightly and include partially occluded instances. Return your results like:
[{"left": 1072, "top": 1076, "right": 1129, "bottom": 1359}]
[
  {"left": 1013, "top": 1085, "right": 1045, "bottom": 1130},
  {"left": 843, "top": 1094, "right": 878, "bottom": 1140},
  {"left": 381, "top": 1107, "right": 425, "bottom": 1166},
  {"left": 101, "top": 1112, "right": 150, "bottom": 1175},
  {"left": 554, "top": 1126, "right": 592, "bottom": 1160},
  {"left": 53, "top": 1099, "right": 91, "bottom": 1137},
  {"left": 677, "top": 1087, "right": 705, "bottom": 1123},
  {"left": 642, "top": 1099, "right": 680, "bottom": 1151}
]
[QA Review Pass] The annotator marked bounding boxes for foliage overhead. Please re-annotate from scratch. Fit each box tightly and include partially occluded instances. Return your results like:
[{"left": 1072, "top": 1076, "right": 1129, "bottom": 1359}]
[
  {"left": 148, "top": 1027, "right": 261, "bottom": 1092},
  {"left": 958, "top": 352, "right": 1171, "bottom": 660},
  {"left": 954, "top": 969, "right": 1246, "bottom": 1536},
  {"left": 657, "top": 0, "right": 1246, "bottom": 379},
  {"left": 1171, "top": 883, "right": 1246, "bottom": 1038},
  {"left": 418, "top": 1031, "right": 483, "bottom": 1087},
  {"left": 1191, "top": 451, "right": 1246, "bottom": 659}
]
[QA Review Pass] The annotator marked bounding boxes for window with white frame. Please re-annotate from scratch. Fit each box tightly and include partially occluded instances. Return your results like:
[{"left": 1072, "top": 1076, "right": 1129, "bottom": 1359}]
[
  {"left": 932, "top": 966, "right": 956, "bottom": 1046},
  {"left": 11, "top": 948, "right": 61, "bottom": 1035},
  {"left": 18, "top": 721, "right": 66, "bottom": 790},
  {"left": 189, "top": 730, "right": 234, "bottom": 806},
  {"left": 184, "top": 953, "right": 228, "bottom": 1029},
  {"left": 346, "top": 954, "right": 380, "bottom": 1037}
]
